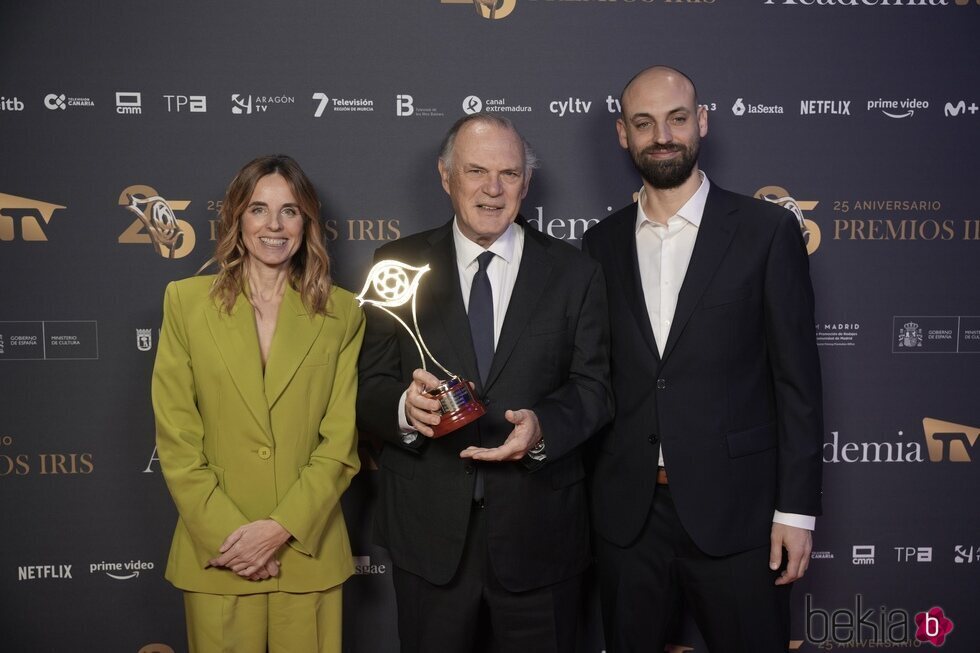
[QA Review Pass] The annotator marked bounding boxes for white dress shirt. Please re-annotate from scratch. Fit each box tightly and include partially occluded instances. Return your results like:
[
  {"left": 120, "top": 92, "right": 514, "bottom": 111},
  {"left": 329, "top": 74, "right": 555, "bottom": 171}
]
[
  {"left": 634, "top": 172, "right": 814, "bottom": 531},
  {"left": 397, "top": 219, "right": 524, "bottom": 432}
]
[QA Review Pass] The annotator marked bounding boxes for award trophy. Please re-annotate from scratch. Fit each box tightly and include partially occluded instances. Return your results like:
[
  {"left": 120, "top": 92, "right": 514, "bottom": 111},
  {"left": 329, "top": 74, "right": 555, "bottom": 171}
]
[{"left": 357, "top": 260, "right": 486, "bottom": 437}]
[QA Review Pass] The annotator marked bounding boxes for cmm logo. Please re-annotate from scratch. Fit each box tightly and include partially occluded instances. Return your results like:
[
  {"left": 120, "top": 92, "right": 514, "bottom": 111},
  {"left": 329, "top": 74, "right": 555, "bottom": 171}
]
[
  {"left": 754, "top": 186, "right": 821, "bottom": 254},
  {"left": 442, "top": 0, "right": 516, "bottom": 20},
  {"left": 0, "top": 193, "right": 66, "bottom": 241},
  {"left": 922, "top": 417, "right": 979, "bottom": 462},
  {"left": 116, "top": 92, "right": 142, "bottom": 115}
]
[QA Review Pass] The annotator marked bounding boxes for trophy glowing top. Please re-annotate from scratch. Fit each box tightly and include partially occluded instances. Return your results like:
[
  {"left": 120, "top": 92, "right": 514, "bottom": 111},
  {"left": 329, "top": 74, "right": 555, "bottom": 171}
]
[
  {"left": 356, "top": 260, "right": 429, "bottom": 310},
  {"left": 356, "top": 259, "right": 452, "bottom": 378}
]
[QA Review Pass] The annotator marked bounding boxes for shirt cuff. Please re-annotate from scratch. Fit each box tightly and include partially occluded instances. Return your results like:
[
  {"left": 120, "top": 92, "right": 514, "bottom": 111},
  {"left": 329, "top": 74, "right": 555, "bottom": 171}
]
[
  {"left": 773, "top": 510, "right": 815, "bottom": 531},
  {"left": 397, "top": 389, "right": 415, "bottom": 434}
]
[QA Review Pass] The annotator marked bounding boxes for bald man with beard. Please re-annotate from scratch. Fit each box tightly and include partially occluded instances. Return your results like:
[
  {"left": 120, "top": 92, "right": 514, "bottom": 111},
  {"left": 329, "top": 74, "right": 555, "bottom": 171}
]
[{"left": 582, "top": 66, "right": 824, "bottom": 653}]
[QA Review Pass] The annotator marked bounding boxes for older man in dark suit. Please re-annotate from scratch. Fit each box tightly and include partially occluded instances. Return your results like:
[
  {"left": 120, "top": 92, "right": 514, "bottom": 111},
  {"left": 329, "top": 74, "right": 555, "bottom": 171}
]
[
  {"left": 582, "top": 66, "right": 824, "bottom": 653},
  {"left": 357, "top": 113, "right": 612, "bottom": 653}
]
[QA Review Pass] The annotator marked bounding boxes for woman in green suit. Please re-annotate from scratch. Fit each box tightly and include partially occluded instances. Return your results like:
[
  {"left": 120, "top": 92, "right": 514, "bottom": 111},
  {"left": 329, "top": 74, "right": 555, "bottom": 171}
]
[{"left": 151, "top": 155, "right": 364, "bottom": 653}]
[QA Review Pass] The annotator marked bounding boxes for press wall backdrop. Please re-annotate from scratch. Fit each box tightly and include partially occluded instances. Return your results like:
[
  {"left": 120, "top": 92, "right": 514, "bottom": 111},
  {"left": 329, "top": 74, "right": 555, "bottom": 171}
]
[{"left": 1, "top": 1, "right": 978, "bottom": 651}]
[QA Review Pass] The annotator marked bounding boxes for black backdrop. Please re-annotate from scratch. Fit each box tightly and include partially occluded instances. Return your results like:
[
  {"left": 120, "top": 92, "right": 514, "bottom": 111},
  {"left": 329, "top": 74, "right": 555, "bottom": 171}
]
[{"left": 2, "top": 1, "right": 979, "bottom": 651}]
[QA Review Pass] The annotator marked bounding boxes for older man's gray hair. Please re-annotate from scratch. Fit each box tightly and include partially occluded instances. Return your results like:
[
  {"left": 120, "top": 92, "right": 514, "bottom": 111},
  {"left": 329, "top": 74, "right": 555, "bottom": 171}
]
[{"left": 438, "top": 113, "right": 539, "bottom": 176}]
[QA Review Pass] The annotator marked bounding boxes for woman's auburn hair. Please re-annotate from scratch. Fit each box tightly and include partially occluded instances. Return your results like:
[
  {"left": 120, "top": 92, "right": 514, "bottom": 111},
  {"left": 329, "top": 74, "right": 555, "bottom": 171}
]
[{"left": 208, "top": 155, "right": 332, "bottom": 315}]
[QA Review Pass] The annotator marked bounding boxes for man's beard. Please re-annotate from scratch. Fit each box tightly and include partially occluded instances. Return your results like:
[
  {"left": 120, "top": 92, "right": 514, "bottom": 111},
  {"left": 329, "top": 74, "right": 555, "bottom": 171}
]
[{"left": 632, "top": 139, "right": 699, "bottom": 190}]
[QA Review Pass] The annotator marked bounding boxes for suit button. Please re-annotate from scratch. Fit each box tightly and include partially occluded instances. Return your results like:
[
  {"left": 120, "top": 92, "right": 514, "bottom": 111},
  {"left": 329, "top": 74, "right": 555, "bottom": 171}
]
[
  {"left": 257, "top": 446, "right": 272, "bottom": 460},
  {"left": 648, "top": 434, "right": 659, "bottom": 444},
  {"left": 464, "top": 463, "right": 474, "bottom": 475},
  {"left": 483, "top": 398, "right": 492, "bottom": 407},
  {"left": 656, "top": 379, "right": 666, "bottom": 390}
]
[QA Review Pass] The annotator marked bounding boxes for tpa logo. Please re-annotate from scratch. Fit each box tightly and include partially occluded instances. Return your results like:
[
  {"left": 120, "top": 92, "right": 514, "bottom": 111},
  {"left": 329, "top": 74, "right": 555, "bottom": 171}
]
[
  {"left": 163, "top": 95, "right": 206, "bottom": 112},
  {"left": 895, "top": 546, "right": 932, "bottom": 562}
]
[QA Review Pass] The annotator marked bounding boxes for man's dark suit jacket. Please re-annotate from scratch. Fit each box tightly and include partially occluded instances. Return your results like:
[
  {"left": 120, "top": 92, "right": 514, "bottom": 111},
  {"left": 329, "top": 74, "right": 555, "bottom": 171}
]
[
  {"left": 581, "top": 185, "right": 823, "bottom": 557},
  {"left": 357, "top": 217, "right": 612, "bottom": 592}
]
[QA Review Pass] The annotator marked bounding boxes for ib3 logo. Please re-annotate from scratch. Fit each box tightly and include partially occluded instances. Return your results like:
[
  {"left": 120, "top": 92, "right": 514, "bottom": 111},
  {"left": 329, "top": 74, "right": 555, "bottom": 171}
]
[
  {"left": 441, "top": 0, "right": 517, "bottom": 20},
  {"left": 117, "top": 185, "right": 196, "bottom": 259}
]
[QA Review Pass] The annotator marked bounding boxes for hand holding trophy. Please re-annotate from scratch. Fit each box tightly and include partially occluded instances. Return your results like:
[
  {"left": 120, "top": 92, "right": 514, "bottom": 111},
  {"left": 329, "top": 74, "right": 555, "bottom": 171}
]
[{"left": 357, "top": 260, "right": 485, "bottom": 437}]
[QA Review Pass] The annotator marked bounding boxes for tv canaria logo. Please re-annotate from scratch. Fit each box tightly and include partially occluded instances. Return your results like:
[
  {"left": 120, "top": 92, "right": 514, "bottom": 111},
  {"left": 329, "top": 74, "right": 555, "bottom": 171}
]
[{"left": 441, "top": 0, "right": 517, "bottom": 20}]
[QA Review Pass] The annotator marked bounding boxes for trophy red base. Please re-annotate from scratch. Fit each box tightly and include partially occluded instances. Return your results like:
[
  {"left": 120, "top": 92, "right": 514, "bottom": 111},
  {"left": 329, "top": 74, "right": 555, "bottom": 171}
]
[{"left": 425, "top": 375, "right": 486, "bottom": 438}]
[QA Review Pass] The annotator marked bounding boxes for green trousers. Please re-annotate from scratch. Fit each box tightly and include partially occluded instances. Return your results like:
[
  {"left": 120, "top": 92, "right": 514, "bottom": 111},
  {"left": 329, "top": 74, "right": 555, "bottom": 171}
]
[{"left": 183, "top": 586, "right": 343, "bottom": 653}]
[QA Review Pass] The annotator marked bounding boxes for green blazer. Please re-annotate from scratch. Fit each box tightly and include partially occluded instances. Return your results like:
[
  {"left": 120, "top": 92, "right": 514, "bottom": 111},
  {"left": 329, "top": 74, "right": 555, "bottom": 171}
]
[{"left": 152, "top": 275, "right": 364, "bottom": 594}]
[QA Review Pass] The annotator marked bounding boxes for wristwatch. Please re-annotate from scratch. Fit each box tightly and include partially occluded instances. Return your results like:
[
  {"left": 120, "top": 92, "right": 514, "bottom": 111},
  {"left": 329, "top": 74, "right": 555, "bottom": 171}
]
[
  {"left": 525, "top": 438, "right": 547, "bottom": 463},
  {"left": 401, "top": 431, "right": 419, "bottom": 446}
]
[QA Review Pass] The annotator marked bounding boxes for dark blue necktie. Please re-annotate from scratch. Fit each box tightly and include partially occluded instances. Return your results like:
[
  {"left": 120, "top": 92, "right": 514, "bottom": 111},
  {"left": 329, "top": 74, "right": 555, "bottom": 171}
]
[
  {"left": 468, "top": 251, "right": 495, "bottom": 504},
  {"left": 468, "top": 251, "right": 495, "bottom": 384}
]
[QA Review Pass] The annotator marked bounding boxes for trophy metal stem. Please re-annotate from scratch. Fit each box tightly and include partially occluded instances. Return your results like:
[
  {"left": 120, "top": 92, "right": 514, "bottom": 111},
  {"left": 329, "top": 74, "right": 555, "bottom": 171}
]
[{"left": 409, "top": 289, "right": 453, "bottom": 378}]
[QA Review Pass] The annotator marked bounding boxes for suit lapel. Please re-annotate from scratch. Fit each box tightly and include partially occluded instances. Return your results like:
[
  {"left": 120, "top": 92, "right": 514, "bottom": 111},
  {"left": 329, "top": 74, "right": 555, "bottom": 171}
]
[
  {"left": 204, "top": 292, "right": 272, "bottom": 436},
  {"left": 264, "top": 286, "right": 322, "bottom": 408},
  {"left": 484, "top": 224, "right": 552, "bottom": 393},
  {"left": 423, "top": 224, "right": 482, "bottom": 385},
  {"left": 660, "top": 187, "right": 739, "bottom": 363},
  {"left": 617, "top": 207, "right": 660, "bottom": 360}
]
